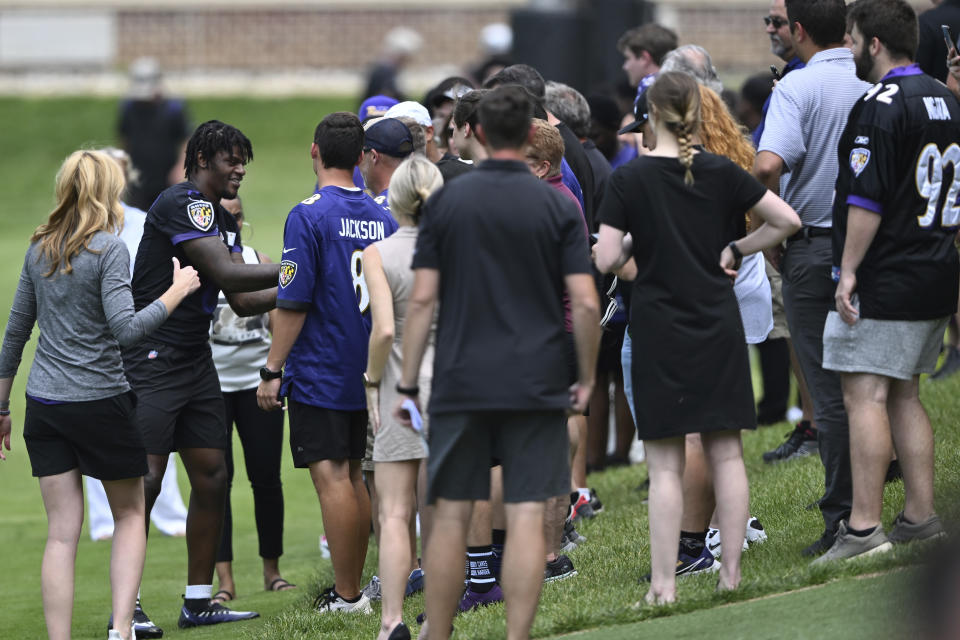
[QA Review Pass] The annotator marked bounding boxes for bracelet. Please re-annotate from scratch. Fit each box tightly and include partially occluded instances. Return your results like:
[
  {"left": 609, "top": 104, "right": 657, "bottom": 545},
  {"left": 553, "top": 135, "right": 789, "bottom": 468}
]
[
  {"left": 0, "top": 409, "right": 10, "bottom": 416},
  {"left": 727, "top": 241, "right": 743, "bottom": 261},
  {"left": 395, "top": 383, "right": 420, "bottom": 396}
]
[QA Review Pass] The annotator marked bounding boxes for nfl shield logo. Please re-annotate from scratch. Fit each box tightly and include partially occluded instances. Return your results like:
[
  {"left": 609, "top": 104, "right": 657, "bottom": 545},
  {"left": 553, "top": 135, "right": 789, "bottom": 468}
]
[
  {"left": 279, "top": 260, "right": 297, "bottom": 288},
  {"left": 187, "top": 201, "right": 215, "bottom": 231},
  {"left": 849, "top": 148, "right": 871, "bottom": 178}
]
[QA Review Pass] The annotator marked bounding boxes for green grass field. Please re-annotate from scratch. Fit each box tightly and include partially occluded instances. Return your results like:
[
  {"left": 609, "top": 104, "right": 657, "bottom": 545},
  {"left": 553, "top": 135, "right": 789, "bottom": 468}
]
[{"left": 0, "top": 97, "right": 957, "bottom": 640}]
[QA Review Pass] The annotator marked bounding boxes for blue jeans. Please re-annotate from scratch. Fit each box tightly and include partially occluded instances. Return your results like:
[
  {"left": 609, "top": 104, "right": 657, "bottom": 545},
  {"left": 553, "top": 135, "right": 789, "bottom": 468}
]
[{"left": 621, "top": 329, "right": 636, "bottom": 425}]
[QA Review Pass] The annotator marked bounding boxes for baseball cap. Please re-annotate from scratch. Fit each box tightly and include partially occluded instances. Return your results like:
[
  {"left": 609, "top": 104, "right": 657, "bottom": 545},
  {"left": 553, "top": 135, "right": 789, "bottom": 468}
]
[
  {"left": 359, "top": 95, "right": 399, "bottom": 122},
  {"left": 384, "top": 101, "right": 432, "bottom": 128},
  {"left": 128, "top": 57, "right": 161, "bottom": 100},
  {"left": 618, "top": 74, "right": 655, "bottom": 135},
  {"left": 364, "top": 118, "right": 414, "bottom": 158}
]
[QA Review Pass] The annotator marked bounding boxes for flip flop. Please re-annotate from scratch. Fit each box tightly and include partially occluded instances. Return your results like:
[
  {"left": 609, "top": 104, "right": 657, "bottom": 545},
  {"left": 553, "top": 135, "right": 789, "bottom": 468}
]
[
  {"left": 211, "top": 589, "right": 234, "bottom": 604},
  {"left": 267, "top": 577, "right": 297, "bottom": 592}
]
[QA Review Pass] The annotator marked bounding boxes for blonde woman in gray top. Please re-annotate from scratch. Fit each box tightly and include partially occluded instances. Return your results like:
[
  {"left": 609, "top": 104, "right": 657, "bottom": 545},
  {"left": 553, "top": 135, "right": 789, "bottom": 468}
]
[
  {"left": 362, "top": 155, "right": 442, "bottom": 640},
  {"left": 0, "top": 150, "right": 199, "bottom": 640}
]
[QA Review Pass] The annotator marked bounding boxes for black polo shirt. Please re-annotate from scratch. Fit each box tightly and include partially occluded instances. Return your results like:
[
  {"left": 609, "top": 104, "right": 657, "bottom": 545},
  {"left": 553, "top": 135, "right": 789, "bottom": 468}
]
[{"left": 413, "top": 158, "right": 592, "bottom": 413}]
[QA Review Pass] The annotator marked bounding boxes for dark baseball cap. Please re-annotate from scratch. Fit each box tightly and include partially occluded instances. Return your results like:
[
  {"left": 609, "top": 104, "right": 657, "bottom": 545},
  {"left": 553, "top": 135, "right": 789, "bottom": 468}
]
[
  {"left": 363, "top": 118, "right": 414, "bottom": 158},
  {"left": 618, "top": 75, "right": 655, "bottom": 135}
]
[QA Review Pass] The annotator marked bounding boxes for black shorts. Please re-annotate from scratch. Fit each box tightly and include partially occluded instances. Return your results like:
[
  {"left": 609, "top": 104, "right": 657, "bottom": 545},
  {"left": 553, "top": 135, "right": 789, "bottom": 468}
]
[
  {"left": 427, "top": 410, "right": 569, "bottom": 504},
  {"left": 288, "top": 400, "right": 367, "bottom": 467},
  {"left": 23, "top": 392, "right": 148, "bottom": 480},
  {"left": 596, "top": 323, "right": 626, "bottom": 374},
  {"left": 123, "top": 342, "right": 227, "bottom": 454}
]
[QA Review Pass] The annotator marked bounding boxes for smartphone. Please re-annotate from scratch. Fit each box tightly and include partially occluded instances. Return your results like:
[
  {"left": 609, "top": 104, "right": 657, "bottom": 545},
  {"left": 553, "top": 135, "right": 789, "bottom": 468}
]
[
  {"left": 943, "top": 24, "right": 957, "bottom": 55},
  {"left": 770, "top": 65, "right": 782, "bottom": 81}
]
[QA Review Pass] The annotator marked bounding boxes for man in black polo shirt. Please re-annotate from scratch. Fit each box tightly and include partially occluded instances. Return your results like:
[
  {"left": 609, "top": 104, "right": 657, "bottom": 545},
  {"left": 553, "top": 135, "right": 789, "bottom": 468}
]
[
  {"left": 393, "top": 86, "right": 600, "bottom": 640},
  {"left": 125, "top": 120, "right": 279, "bottom": 631},
  {"left": 816, "top": 0, "right": 959, "bottom": 562}
]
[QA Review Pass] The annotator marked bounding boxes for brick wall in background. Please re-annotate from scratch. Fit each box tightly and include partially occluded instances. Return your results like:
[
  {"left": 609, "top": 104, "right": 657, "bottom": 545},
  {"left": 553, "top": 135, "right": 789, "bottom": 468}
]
[{"left": 115, "top": 8, "right": 510, "bottom": 71}]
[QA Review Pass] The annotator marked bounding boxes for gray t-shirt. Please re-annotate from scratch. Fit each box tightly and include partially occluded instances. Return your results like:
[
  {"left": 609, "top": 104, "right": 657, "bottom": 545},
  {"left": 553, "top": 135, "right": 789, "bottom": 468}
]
[
  {"left": 0, "top": 231, "right": 168, "bottom": 401},
  {"left": 759, "top": 48, "right": 871, "bottom": 228}
]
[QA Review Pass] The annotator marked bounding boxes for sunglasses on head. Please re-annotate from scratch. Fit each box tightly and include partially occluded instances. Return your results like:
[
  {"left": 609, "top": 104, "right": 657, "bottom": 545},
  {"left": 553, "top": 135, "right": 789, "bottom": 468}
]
[{"left": 764, "top": 15, "right": 788, "bottom": 29}]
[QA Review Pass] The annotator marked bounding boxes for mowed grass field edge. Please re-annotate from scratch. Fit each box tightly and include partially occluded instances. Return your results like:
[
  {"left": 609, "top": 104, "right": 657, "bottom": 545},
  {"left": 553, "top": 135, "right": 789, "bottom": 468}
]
[{"left": 1, "top": 98, "right": 958, "bottom": 639}]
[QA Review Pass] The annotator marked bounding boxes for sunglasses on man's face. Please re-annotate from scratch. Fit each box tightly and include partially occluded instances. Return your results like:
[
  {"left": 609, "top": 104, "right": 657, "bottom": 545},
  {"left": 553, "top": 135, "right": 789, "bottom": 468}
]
[{"left": 764, "top": 15, "right": 788, "bottom": 29}]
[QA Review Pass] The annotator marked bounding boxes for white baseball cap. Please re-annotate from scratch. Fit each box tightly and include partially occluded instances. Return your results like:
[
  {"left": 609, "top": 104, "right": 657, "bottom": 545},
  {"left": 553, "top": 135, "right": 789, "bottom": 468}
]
[{"left": 384, "top": 101, "right": 432, "bottom": 129}]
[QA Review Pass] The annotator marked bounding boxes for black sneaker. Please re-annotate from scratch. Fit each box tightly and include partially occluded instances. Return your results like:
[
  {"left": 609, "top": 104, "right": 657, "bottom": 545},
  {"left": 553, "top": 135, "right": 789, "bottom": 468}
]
[
  {"left": 561, "top": 518, "right": 586, "bottom": 552},
  {"left": 544, "top": 555, "right": 578, "bottom": 582},
  {"left": 762, "top": 421, "right": 818, "bottom": 463},
  {"left": 588, "top": 488, "right": 604, "bottom": 514},
  {"left": 801, "top": 529, "right": 836, "bottom": 557},
  {"left": 638, "top": 545, "right": 720, "bottom": 582},
  {"left": 931, "top": 346, "right": 960, "bottom": 380},
  {"left": 177, "top": 601, "right": 259, "bottom": 628},
  {"left": 108, "top": 600, "right": 164, "bottom": 639}
]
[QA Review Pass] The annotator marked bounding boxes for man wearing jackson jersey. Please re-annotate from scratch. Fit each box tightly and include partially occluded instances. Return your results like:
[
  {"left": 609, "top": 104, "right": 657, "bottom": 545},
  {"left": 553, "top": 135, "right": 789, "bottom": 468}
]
[
  {"left": 816, "top": 0, "right": 960, "bottom": 564},
  {"left": 125, "top": 120, "right": 279, "bottom": 631},
  {"left": 257, "top": 112, "right": 397, "bottom": 614}
]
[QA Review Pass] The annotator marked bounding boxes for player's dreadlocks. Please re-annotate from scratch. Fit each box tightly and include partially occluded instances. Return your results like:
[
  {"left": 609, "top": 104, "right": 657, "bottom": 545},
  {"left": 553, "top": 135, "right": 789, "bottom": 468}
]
[{"left": 184, "top": 120, "right": 253, "bottom": 179}]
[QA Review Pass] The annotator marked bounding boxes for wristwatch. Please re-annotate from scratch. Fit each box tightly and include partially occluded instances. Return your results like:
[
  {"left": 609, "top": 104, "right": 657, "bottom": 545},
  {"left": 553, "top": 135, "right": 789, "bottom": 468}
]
[
  {"left": 259, "top": 366, "right": 282, "bottom": 381},
  {"left": 363, "top": 372, "right": 380, "bottom": 388}
]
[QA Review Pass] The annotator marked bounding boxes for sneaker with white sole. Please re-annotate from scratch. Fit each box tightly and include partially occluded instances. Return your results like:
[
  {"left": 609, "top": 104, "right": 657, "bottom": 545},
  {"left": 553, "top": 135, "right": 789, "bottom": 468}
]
[
  {"left": 746, "top": 516, "right": 768, "bottom": 545},
  {"left": 314, "top": 587, "right": 373, "bottom": 614},
  {"left": 639, "top": 545, "right": 721, "bottom": 581},
  {"left": 361, "top": 575, "right": 381, "bottom": 601},
  {"left": 177, "top": 601, "right": 259, "bottom": 628},
  {"left": 706, "top": 516, "right": 767, "bottom": 559},
  {"left": 811, "top": 521, "right": 892, "bottom": 565},
  {"left": 544, "top": 554, "right": 578, "bottom": 582},
  {"left": 888, "top": 512, "right": 946, "bottom": 544},
  {"left": 108, "top": 600, "right": 163, "bottom": 639}
]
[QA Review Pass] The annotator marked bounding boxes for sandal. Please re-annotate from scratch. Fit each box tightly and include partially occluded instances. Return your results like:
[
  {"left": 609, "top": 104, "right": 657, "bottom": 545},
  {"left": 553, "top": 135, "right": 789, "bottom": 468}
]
[
  {"left": 211, "top": 589, "right": 234, "bottom": 604},
  {"left": 267, "top": 577, "right": 297, "bottom": 592}
]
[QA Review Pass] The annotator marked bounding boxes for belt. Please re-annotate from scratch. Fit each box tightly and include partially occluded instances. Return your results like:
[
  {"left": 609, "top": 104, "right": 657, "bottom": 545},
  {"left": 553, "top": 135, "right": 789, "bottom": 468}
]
[{"left": 786, "top": 226, "right": 832, "bottom": 243}]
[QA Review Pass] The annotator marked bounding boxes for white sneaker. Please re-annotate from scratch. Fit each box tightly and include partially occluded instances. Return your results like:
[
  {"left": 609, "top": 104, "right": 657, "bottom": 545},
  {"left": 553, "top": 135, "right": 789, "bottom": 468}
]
[
  {"left": 706, "top": 516, "right": 767, "bottom": 559},
  {"left": 314, "top": 587, "right": 372, "bottom": 614},
  {"left": 746, "top": 516, "right": 768, "bottom": 545}
]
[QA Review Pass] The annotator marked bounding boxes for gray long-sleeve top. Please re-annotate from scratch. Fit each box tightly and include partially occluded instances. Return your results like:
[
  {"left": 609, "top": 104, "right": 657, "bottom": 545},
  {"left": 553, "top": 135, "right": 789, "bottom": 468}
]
[{"left": 0, "top": 231, "right": 168, "bottom": 401}]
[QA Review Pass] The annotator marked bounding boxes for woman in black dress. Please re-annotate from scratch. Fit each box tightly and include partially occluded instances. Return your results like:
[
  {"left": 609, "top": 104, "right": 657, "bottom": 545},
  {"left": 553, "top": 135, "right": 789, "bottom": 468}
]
[{"left": 594, "top": 72, "right": 799, "bottom": 603}]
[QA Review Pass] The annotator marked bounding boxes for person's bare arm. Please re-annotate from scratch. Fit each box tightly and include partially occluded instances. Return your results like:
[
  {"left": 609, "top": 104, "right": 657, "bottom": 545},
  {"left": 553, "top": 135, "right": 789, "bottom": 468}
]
[
  {"left": 565, "top": 273, "right": 601, "bottom": 413},
  {"left": 834, "top": 205, "right": 881, "bottom": 325},
  {"left": 753, "top": 150, "right": 785, "bottom": 196},
  {"left": 224, "top": 250, "right": 276, "bottom": 316},
  {"left": 255, "top": 308, "right": 307, "bottom": 411},
  {"left": 362, "top": 245, "right": 394, "bottom": 433},
  {"left": 593, "top": 224, "right": 631, "bottom": 274},
  {"left": 181, "top": 235, "right": 279, "bottom": 293},
  {"left": 393, "top": 268, "right": 439, "bottom": 426},
  {"left": 613, "top": 257, "right": 638, "bottom": 281},
  {"left": 720, "top": 190, "right": 801, "bottom": 277},
  {"left": 0, "top": 376, "right": 12, "bottom": 460}
]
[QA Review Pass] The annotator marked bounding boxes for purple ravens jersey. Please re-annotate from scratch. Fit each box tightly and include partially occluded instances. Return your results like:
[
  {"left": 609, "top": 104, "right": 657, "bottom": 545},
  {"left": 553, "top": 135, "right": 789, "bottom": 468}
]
[
  {"left": 132, "top": 181, "right": 242, "bottom": 347},
  {"left": 277, "top": 186, "right": 398, "bottom": 409}
]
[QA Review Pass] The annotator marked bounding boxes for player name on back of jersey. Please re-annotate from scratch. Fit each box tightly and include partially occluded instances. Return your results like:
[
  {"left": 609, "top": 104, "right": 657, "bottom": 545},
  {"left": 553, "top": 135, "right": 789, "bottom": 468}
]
[{"left": 339, "top": 218, "right": 387, "bottom": 241}]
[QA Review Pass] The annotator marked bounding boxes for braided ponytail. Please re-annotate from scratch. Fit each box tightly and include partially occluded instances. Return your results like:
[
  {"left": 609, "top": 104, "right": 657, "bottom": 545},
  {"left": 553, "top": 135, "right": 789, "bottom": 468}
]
[
  {"left": 647, "top": 72, "right": 702, "bottom": 187},
  {"left": 676, "top": 122, "right": 695, "bottom": 186}
]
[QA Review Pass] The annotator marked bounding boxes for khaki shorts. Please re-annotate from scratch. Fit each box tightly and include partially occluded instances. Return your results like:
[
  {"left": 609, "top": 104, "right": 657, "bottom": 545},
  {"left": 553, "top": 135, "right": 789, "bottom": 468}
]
[{"left": 766, "top": 259, "right": 790, "bottom": 340}]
